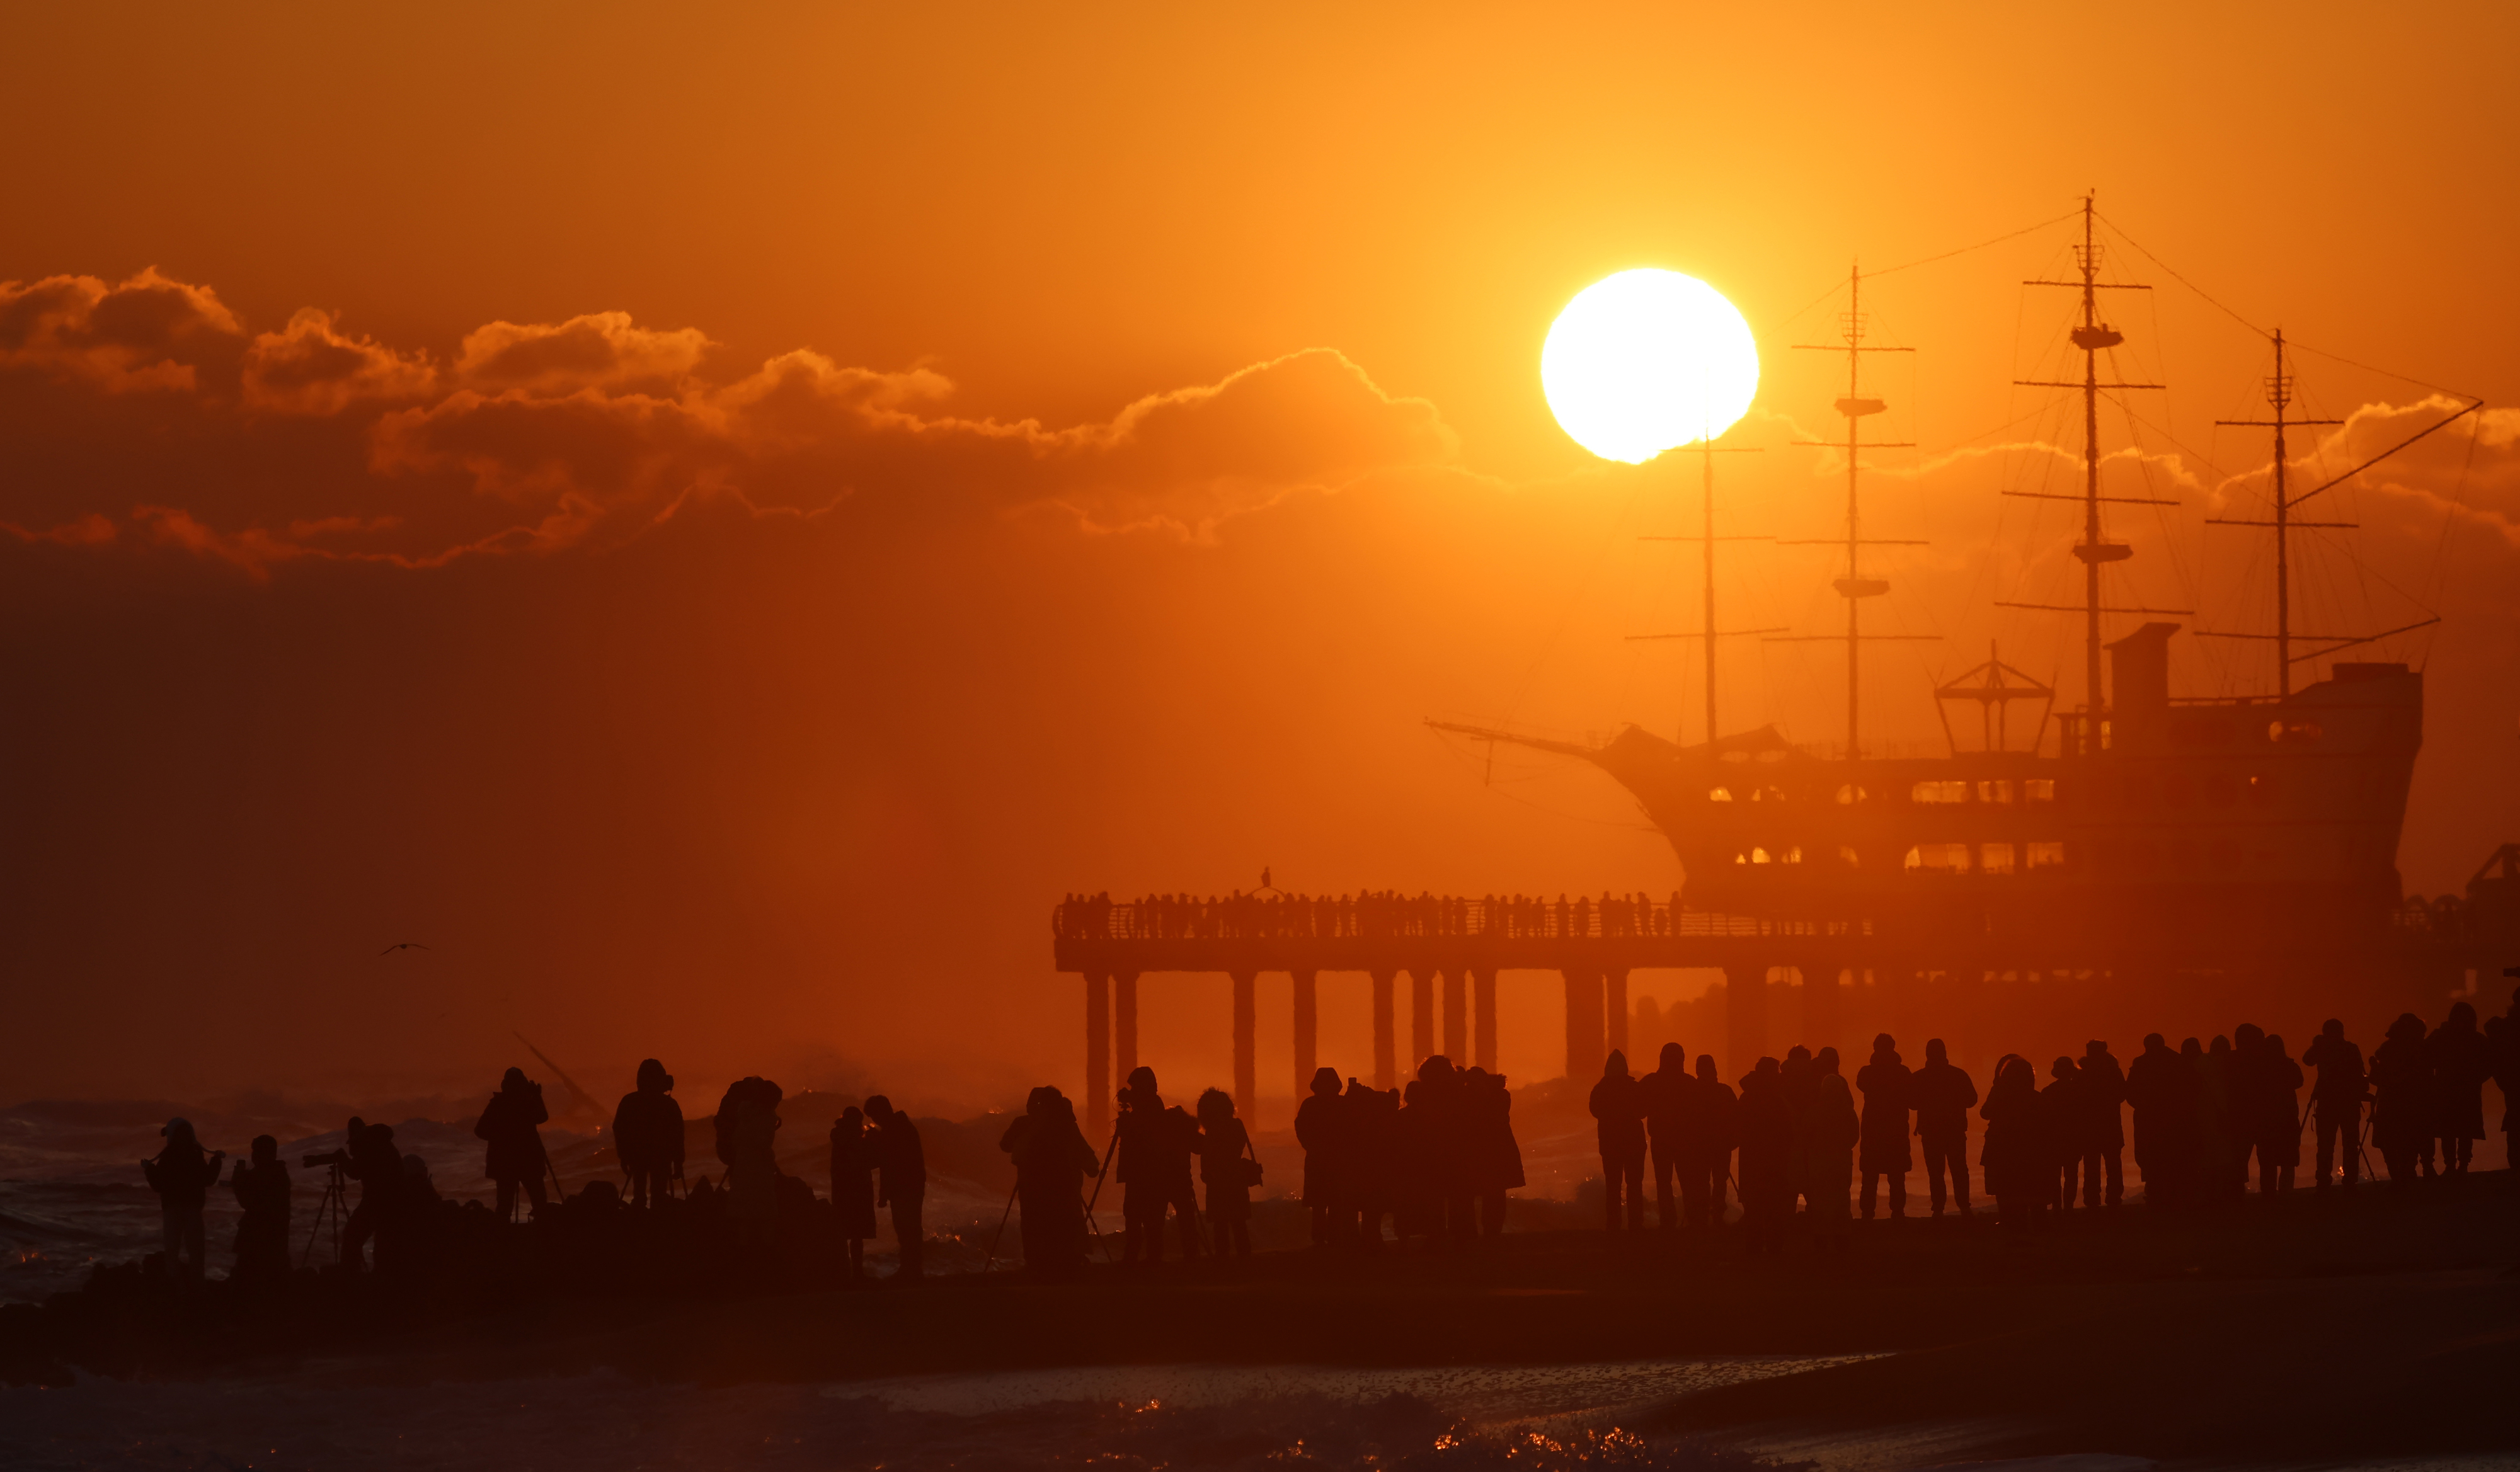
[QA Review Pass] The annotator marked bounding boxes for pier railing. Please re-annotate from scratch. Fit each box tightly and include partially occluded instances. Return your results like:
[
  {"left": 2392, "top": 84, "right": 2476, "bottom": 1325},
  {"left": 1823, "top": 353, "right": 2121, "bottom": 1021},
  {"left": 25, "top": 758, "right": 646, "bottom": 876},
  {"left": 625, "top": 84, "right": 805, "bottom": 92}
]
[{"left": 1052, "top": 893, "right": 1828, "bottom": 943}]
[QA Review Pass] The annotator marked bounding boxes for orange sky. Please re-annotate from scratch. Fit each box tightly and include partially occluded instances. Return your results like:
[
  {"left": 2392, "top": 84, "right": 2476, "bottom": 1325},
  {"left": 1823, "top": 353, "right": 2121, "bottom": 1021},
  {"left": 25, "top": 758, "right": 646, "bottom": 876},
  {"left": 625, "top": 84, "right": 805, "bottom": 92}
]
[{"left": 4, "top": 2, "right": 2516, "bottom": 1110}]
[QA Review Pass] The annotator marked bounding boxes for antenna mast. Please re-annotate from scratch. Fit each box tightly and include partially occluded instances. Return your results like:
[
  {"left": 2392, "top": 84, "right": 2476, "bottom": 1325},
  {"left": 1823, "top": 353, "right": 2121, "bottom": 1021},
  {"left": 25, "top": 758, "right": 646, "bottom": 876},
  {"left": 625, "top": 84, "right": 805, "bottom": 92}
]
[
  {"left": 1631, "top": 436, "right": 1772, "bottom": 745},
  {"left": 2007, "top": 195, "right": 2165, "bottom": 753},
  {"left": 1777, "top": 265, "right": 1933, "bottom": 760}
]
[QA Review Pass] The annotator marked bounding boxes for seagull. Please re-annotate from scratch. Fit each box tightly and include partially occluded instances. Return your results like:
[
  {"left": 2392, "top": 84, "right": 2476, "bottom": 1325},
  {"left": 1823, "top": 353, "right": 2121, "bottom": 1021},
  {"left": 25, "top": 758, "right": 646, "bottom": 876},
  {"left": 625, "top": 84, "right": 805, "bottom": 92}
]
[{"left": 379, "top": 942, "right": 430, "bottom": 956}]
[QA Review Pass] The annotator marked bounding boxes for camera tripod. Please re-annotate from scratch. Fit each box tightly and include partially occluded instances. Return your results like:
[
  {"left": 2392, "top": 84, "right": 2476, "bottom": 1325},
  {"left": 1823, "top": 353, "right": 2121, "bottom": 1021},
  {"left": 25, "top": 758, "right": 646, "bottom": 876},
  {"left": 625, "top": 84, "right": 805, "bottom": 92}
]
[{"left": 300, "top": 1160, "right": 348, "bottom": 1269}]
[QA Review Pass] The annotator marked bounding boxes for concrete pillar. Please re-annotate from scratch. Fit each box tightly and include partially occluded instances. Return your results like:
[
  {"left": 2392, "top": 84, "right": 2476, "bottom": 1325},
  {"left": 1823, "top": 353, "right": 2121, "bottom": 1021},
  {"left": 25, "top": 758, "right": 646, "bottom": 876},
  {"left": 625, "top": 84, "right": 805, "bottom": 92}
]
[
  {"left": 1230, "top": 970, "right": 1257, "bottom": 1124},
  {"left": 1115, "top": 971, "right": 1140, "bottom": 1083},
  {"left": 1292, "top": 969, "right": 1319, "bottom": 1102},
  {"left": 1443, "top": 970, "right": 1468, "bottom": 1062},
  {"left": 1605, "top": 968, "right": 1630, "bottom": 1062},
  {"left": 1410, "top": 968, "right": 1436, "bottom": 1070},
  {"left": 1562, "top": 967, "right": 1606, "bottom": 1082},
  {"left": 1084, "top": 971, "right": 1111, "bottom": 1140},
  {"left": 1724, "top": 962, "right": 1767, "bottom": 1080},
  {"left": 1474, "top": 968, "right": 1498, "bottom": 1071},
  {"left": 1371, "top": 969, "right": 1397, "bottom": 1090}
]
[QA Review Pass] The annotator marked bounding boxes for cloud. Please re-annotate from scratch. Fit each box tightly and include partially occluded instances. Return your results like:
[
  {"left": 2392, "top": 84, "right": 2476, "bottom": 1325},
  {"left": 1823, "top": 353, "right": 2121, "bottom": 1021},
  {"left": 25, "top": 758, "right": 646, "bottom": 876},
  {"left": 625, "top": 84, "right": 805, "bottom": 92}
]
[
  {"left": 243, "top": 309, "right": 437, "bottom": 414},
  {"left": 0, "top": 268, "right": 242, "bottom": 392},
  {"left": 454, "top": 311, "right": 713, "bottom": 396}
]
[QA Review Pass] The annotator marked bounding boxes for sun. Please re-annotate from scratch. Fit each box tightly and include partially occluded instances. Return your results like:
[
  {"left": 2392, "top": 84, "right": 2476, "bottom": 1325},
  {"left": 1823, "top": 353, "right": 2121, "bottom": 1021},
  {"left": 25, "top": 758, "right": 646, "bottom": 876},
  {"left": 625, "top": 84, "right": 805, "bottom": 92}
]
[{"left": 1542, "top": 269, "right": 1760, "bottom": 464}]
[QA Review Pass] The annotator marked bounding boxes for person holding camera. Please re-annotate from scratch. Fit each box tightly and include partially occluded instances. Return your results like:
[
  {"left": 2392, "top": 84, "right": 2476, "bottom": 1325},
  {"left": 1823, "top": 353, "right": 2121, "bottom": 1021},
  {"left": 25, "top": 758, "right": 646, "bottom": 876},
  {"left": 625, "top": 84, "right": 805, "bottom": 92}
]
[
  {"left": 228, "top": 1134, "right": 291, "bottom": 1286},
  {"left": 475, "top": 1068, "right": 551, "bottom": 1220},
  {"left": 142, "top": 1117, "right": 224, "bottom": 1284},
  {"left": 1194, "top": 1088, "right": 1256, "bottom": 1257}
]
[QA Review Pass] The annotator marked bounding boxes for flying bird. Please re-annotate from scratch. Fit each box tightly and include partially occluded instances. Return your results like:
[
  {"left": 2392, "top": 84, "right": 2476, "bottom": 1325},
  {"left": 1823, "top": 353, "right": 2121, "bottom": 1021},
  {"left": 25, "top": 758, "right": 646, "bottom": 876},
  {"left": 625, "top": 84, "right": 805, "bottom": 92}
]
[{"left": 379, "top": 942, "right": 430, "bottom": 956}]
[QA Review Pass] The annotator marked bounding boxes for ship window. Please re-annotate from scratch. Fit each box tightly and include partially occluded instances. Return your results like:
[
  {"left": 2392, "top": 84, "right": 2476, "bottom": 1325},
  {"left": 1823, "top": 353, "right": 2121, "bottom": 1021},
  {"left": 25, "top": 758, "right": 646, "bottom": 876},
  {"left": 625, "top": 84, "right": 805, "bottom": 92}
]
[
  {"left": 1732, "top": 852, "right": 1748, "bottom": 865},
  {"left": 1912, "top": 780, "right": 1971, "bottom": 804},
  {"left": 1756, "top": 749, "right": 1788, "bottom": 763},
  {"left": 2268, "top": 719, "right": 2323, "bottom": 745},
  {"left": 2027, "top": 841, "right": 2067, "bottom": 870},
  {"left": 1750, "top": 847, "right": 1772, "bottom": 864},
  {"left": 1784, "top": 845, "right": 1804, "bottom": 864},
  {"left": 1979, "top": 842, "right": 2017, "bottom": 875},
  {"left": 1721, "top": 750, "right": 1753, "bottom": 763},
  {"left": 1977, "top": 779, "right": 2015, "bottom": 804},
  {"left": 1835, "top": 784, "right": 1868, "bottom": 804},
  {"left": 1904, "top": 843, "right": 1971, "bottom": 873},
  {"left": 2245, "top": 773, "right": 2278, "bottom": 805},
  {"left": 2024, "top": 779, "right": 2055, "bottom": 804},
  {"left": 1709, "top": 787, "right": 1733, "bottom": 802},
  {"left": 1838, "top": 845, "right": 1861, "bottom": 868}
]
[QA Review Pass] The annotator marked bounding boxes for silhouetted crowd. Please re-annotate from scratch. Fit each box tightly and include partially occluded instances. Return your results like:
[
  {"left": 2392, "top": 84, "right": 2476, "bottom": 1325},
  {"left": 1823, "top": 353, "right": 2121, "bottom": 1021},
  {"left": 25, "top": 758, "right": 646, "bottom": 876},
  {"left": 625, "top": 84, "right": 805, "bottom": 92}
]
[
  {"left": 135, "top": 993, "right": 2517, "bottom": 1291},
  {"left": 1056, "top": 891, "right": 1697, "bottom": 942}
]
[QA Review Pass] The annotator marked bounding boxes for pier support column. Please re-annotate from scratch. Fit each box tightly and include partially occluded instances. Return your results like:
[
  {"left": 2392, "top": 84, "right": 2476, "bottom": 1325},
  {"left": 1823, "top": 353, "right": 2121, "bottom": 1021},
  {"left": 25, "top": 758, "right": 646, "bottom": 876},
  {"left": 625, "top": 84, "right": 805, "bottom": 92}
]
[
  {"left": 1443, "top": 970, "right": 1468, "bottom": 1063},
  {"left": 1605, "top": 968, "right": 1630, "bottom": 1061},
  {"left": 1474, "top": 968, "right": 1499, "bottom": 1071},
  {"left": 1115, "top": 971, "right": 1140, "bottom": 1085},
  {"left": 1084, "top": 971, "right": 1111, "bottom": 1140},
  {"left": 1563, "top": 967, "right": 1606, "bottom": 1082},
  {"left": 1724, "top": 962, "right": 1767, "bottom": 1079},
  {"left": 1410, "top": 969, "right": 1436, "bottom": 1070},
  {"left": 1230, "top": 970, "right": 1257, "bottom": 1124},
  {"left": 1292, "top": 969, "right": 1319, "bottom": 1102},
  {"left": 1371, "top": 969, "right": 1397, "bottom": 1090}
]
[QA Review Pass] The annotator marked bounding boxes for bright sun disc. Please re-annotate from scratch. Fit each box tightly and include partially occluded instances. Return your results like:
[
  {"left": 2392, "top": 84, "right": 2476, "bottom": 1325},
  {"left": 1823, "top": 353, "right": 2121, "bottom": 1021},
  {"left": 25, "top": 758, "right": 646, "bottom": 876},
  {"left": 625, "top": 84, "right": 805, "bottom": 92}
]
[{"left": 1542, "top": 269, "right": 1759, "bottom": 464}]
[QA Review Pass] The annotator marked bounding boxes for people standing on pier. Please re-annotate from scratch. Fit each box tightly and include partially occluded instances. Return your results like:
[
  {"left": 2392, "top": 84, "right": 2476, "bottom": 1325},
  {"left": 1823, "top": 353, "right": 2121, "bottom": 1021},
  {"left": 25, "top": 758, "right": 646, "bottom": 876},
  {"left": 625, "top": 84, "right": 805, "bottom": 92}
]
[
  {"left": 868, "top": 1094, "right": 927, "bottom": 1280},
  {"left": 1804, "top": 1047, "right": 1858, "bottom": 1248},
  {"left": 2427, "top": 1000, "right": 2490, "bottom": 1177},
  {"left": 1004, "top": 1086, "right": 1099, "bottom": 1277},
  {"left": 1642, "top": 1042, "right": 1693, "bottom": 1231},
  {"left": 716, "top": 1076, "right": 785, "bottom": 1253},
  {"left": 1981, "top": 1055, "right": 2043, "bottom": 1233},
  {"left": 340, "top": 1118, "right": 404, "bottom": 1270},
  {"left": 1911, "top": 1039, "right": 1975, "bottom": 1220},
  {"left": 476, "top": 1068, "right": 551, "bottom": 1221},
  {"left": 1353, "top": 1083, "right": 1400, "bottom": 1250},
  {"left": 1196, "top": 1088, "right": 1254, "bottom": 1257},
  {"left": 1734, "top": 1058, "right": 1791, "bottom": 1255},
  {"left": 2074, "top": 1041, "right": 2126, "bottom": 1209},
  {"left": 830, "top": 1105, "right": 876, "bottom": 1281},
  {"left": 612, "top": 1058, "right": 684, "bottom": 1209},
  {"left": 227, "top": 1134, "right": 290, "bottom": 1287},
  {"left": 2302, "top": 1018, "right": 2367, "bottom": 1190},
  {"left": 1296, "top": 1067, "right": 1347, "bottom": 1247},
  {"left": 1588, "top": 1049, "right": 1647, "bottom": 1231},
  {"left": 142, "top": 1117, "right": 223, "bottom": 1284},
  {"left": 2238, "top": 1028, "right": 2302, "bottom": 1196},
  {"left": 1688, "top": 1054, "right": 1736, "bottom": 1228},
  {"left": 2368, "top": 1014, "right": 2431, "bottom": 1187},
  {"left": 2124, "top": 1034, "right": 2194, "bottom": 1207},
  {"left": 1855, "top": 1034, "right": 1912, "bottom": 1222},
  {"left": 2042, "top": 1057, "right": 2085, "bottom": 1217},
  {"left": 1465, "top": 1065, "right": 1523, "bottom": 1236}
]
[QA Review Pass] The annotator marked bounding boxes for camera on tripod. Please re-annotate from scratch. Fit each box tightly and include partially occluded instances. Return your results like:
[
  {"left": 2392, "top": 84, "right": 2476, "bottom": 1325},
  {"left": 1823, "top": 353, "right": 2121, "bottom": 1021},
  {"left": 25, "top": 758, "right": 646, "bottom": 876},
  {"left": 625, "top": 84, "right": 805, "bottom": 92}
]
[{"left": 301, "top": 1148, "right": 352, "bottom": 1170}]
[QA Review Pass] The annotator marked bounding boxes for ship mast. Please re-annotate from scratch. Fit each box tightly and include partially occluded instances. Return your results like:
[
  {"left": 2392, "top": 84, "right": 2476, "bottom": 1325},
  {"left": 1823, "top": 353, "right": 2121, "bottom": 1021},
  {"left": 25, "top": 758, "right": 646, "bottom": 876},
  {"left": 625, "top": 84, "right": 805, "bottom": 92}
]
[
  {"left": 2211, "top": 332, "right": 2341, "bottom": 697},
  {"left": 1631, "top": 436, "right": 1772, "bottom": 745},
  {"left": 1778, "top": 265, "right": 1932, "bottom": 760},
  {"left": 2002, "top": 195, "right": 2171, "bottom": 753}
]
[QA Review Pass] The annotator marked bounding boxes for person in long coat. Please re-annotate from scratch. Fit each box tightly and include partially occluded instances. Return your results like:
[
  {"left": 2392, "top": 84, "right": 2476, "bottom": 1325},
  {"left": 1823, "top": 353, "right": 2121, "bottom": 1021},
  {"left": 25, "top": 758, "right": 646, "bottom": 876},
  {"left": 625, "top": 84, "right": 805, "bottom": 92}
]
[
  {"left": 830, "top": 1105, "right": 878, "bottom": 1280},
  {"left": 1002, "top": 1087, "right": 1100, "bottom": 1277},
  {"left": 1196, "top": 1087, "right": 1255, "bottom": 1257},
  {"left": 1463, "top": 1066, "right": 1523, "bottom": 1238},
  {"left": 2124, "top": 1034, "right": 2192, "bottom": 1207},
  {"left": 143, "top": 1117, "right": 224, "bottom": 1284},
  {"left": 1642, "top": 1042, "right": 1696, "bottom": 1231},
  {"left": 1588, "top": 1050, "right": 1647, "bottom": 1231},
  {"left": 475, "top": 1068, "right": 551, "bottom": 1220},
  {"left": 2076, "top": 1041, "right": 2128, "bottom": 1209},
  {"left": 1688, "top": 1054, "right": 1738, "bottom": 1228},
  {"left": 227, "top": 1134, "right": 290, "bottom": 1287},
  {"left": 1734, "top": 1059, "right": 1793, "bottom": 1255},
  {"left": 1804, "top": 1047, "right": 1859, "bottom": 1247},
  {"left": 2369, "top": 1013, "right": 2432, "bottom": 1186},
  {"left": 1980, "top": 1056, "right": 2044, "bottom": 1233},
  {"left": 1295, "top": 1067, "right": 1347, "bottom": 1247},
  {"left": 1910, "top": 1039, "right": 1976, "bottom": 1219},
  {"left": 716, "top": 1076, "right": 784, "bottom": 1252},
  {"left": 2426, "top": 1001, "right": 2491, "bottom": 1177},
  {"left": 1854, "top": 1034, "right": 1913, "bottom": 1221}
]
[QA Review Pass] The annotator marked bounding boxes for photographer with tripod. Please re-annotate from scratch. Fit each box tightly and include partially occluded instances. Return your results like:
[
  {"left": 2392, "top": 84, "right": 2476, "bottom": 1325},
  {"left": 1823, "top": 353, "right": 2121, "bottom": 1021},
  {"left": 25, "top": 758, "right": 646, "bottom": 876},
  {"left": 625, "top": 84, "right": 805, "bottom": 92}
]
[{"left": 476, "top": 1068, "right": 552, "bottom": 1221}]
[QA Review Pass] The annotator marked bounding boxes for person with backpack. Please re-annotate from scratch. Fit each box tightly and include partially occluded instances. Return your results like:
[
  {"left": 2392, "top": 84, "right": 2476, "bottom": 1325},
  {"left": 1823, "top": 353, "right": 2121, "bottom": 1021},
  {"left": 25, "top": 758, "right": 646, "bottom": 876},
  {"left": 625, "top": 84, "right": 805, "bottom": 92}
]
[
  {"left": 1195, "top": 1087, "right": 1256, "bottom": 1257},
  {"left": 612, "top": 1058, "right": 685, "bottom": 1209}
]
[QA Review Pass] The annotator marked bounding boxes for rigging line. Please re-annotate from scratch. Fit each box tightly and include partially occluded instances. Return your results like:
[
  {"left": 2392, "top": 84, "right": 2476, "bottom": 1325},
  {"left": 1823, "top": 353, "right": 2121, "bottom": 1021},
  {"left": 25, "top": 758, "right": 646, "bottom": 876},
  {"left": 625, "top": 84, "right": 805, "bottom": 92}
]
[
  {"left": 2091, "top": 209, "right": 2267, "bottom": 339},
  {"left": 1869, "top": 208, "right": 2084, "bottom": 280},
  {"left": 2279, "top": 339, "right": 2483, "bottom": 405},
  {"left": 2422, "top": 407, "right": 2486, "bottom": 606}
]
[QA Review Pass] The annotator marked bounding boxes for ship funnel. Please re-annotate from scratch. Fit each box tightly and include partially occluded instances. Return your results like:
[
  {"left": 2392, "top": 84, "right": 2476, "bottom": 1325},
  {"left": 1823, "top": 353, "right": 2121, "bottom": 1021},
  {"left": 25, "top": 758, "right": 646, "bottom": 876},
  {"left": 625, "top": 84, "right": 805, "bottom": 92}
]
[{"left": 2105, "top": 621, "right": 2179, "bottom": 750}]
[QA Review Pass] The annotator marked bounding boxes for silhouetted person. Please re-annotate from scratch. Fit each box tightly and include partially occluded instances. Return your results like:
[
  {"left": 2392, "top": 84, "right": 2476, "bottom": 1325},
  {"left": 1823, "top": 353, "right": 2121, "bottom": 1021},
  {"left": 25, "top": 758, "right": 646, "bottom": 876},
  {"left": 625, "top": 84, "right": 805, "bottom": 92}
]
[
  {"left": 2302, "top": 1018, "right": 2366, "bottom": 1191},
  {"left": 227, "top": 1134, "right": 290, "bottom": 1287},
  {"left": 831, "top": 1105, "right": 877, "bottom": 1281},
  {"left": 1296, "top": 1067, "right": 1346, "bottom": 1247},
  {"left": 1002, "top": 1087, "right": 1099, "bottom": 1277},
  {"left": 1116, "top": 1067, "right": 1201, "bottom": 1262},
  {"left": 612, "top": 1058, "right": 685, "bottom": 1208},
  {"left": 476, "top": 1067, "right": 551, "bottom": 1221},
  {"left": 1980, "top": 1055, "right": 2042, "bottom": 1234},
  {"left": 2488, "top": 1013, "right": 2519, "bottom": 1167},
  {"left": 2076, "top": 1041, "right": 2126, "bottom": 1208},
  {"left": 2198, "top": 1036, "right": 2240, "bottom": 1204},
  {"left": 1465, "top": 1065, "right": 1523, "bottom": 1236},
  {"left": 1196, "top": 1088, "right": 1254, "bottom": 1257},
  {"left": 142, "top": 1118, "right": 223, "bottom": 1284},
  {"left": 2427, "top": 1000, "right": 2490, "bottom": 1177},
  {"left": 1589, "top": 1049, "right": 1647, "bottom": 1231},
  {"left": 1736, "top": 1059, "right": 1792, "bottom": 1253},
  {"left": 1642, "top": 1042, "right": 1694, "bottom": 1230},
  {"left": 341, "top": 1119, "right": 403, "bottom": 1270},
  {"left": 1855, "top": 1034, "right": 1912, "bottom": 1221},
  {"left": 2125, "top": 1033, "right": 2194, "bottom": 1207},
  {"left": 1911, "top": 1039, "right": 1976, "bottom": 1220},
  {"left": 2369, "top": 1013, "right": 2431, "bottom": 1187},
  {"left": 2256, "top": 1032, "right": 2303, "bottom": 1194},
  {"left": 717, "top": 1076, "right": 784, "bottom": 1252},
  {"left": 395, "top": 1153, "right": 445, "bottom": 1275},
  {"left": 1687, "top": 1054, "right": 1736, "bottom": 1228},
  {"left": 1804, "top": 1047, "right": 1857, "bottom": 1247},
  {"left": 2041, "top": 1056, "right": 2083, "bottom": 1218},
  {"left": 1352, "top": 1083, "right": 1400, "bottom": 1249},
  {"left": 867, "top": 1094, "right": 925, "bottom": 1279}
]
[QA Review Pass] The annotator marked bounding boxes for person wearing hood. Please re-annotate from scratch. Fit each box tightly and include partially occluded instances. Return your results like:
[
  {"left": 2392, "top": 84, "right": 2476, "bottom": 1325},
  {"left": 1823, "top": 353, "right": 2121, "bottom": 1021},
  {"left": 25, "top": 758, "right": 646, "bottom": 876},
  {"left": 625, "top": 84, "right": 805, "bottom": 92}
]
[
  {"left": 2427, "top": 1001, "right": 2491, "bottom": 1178},
  {"left": 2369, "top": 1013, "right": 2431, "bottom": 1186},
  {"left": 1003, "top": 1086, "right": 1101, "bottom": 1275},
  {"left": 142, "top": 1118, "right": 224, "bottom": 1284},
  {"left": 1688, "top": 1054, "right": 1737, "bottom": 1229},
  {"left": 1855, "top": 1034, "right": 1913, "bottom": 1222},
  {"left": 612, "top": 1058, "right": 685, "bottom": 1209},
  {"left": 1295, "top": 1067, "right": 1348, "bottom": 1247},
  {"left": 2076, "top": 1040, "right": 2128, "bottom": 1209},
  {"left": 1588, "top": 1049, "right": 1647, "bottom": 1231},
  {"left": 1195, "top": 1087, "right": 1256, "bottom": 1257},
  {"left": 476, "top": 1067, "right": 552, "bottom": 1220},
  {"left": 2301, "top": 1018, "right": 2366, "bottom": 1191},
  {"left": 227, "top": 1134, "right": 290, "bottom": 1287},
  {"left": 1464, "top": 1066, "right": 1524, "bottom": 1238},
  {"left": 1734, "top": 1059, "right": 1792, "bottom": 1254},
  {"left": 1641, "top": 1042, "right": 1695, "bottom": 1231},
  {"left": 2124, "top": 1033, "right": 2196, "bottom": 1208},
  {"left": 1980, "top": 1056, "right": 2043, "bottom": 1233},
  {"left": 1804, "top": 1047, "right": 1860, "bottom": 1247}
]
